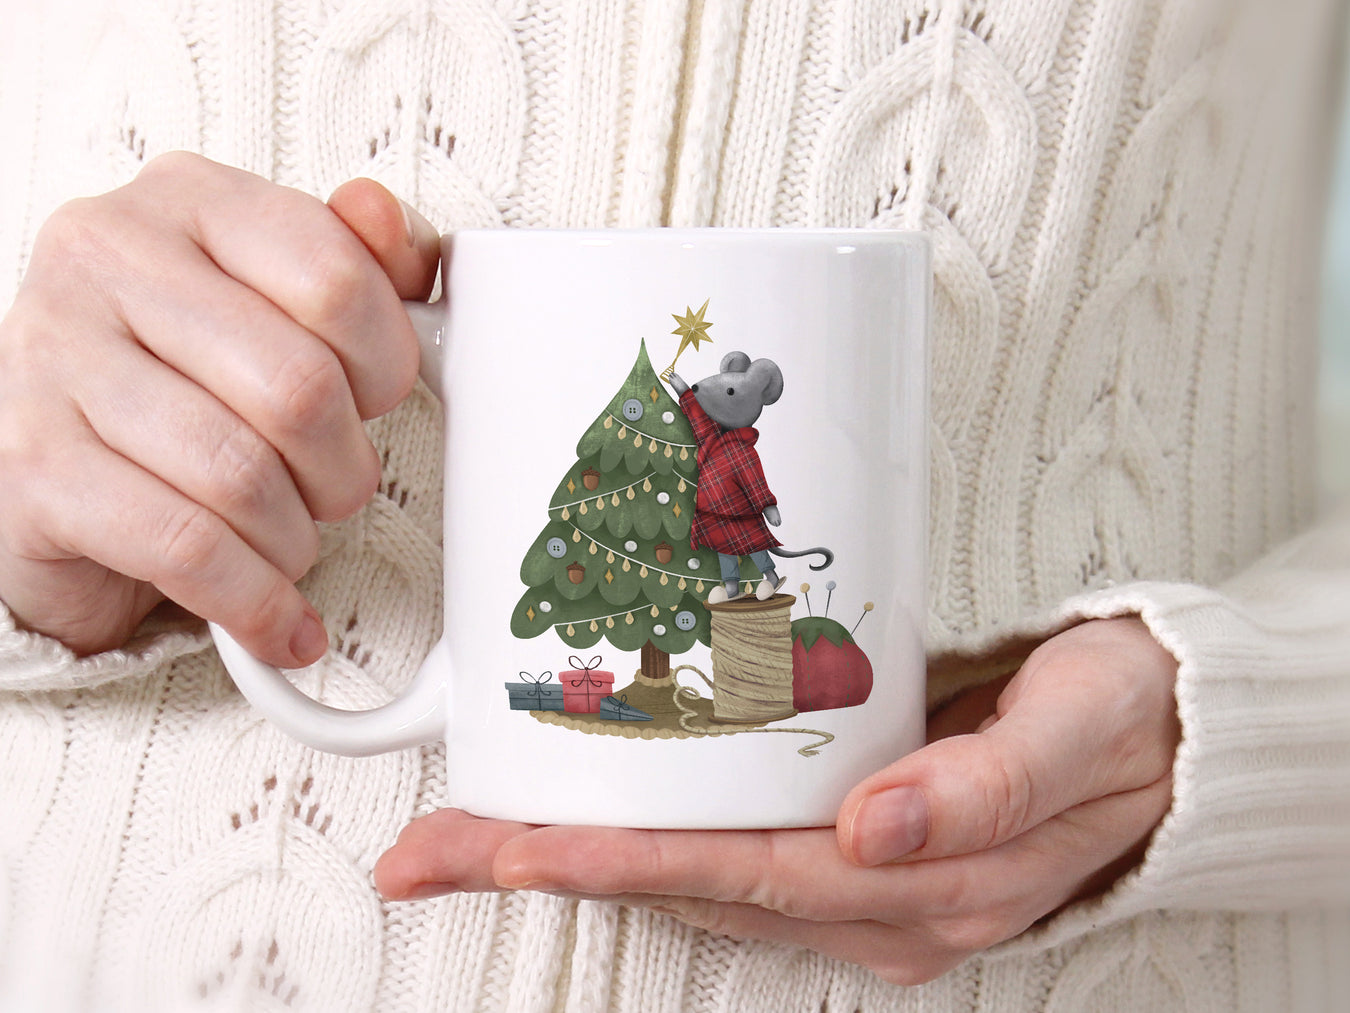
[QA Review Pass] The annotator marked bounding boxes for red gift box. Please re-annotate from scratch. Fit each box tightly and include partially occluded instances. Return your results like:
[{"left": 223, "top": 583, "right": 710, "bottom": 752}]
[{"left": 560, "top": 655, "right": 615, "bottom": 713}]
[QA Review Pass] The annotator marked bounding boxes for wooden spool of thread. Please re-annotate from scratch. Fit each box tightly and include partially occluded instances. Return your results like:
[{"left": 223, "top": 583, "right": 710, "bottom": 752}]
[{"left": 704, "top": 594, "right": 797, "bottom": 723}]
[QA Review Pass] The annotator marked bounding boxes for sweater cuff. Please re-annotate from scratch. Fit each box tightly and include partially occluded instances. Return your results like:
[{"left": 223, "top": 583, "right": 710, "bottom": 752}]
[
  {"left": 0, "top": 597, "right": 209, "bottom": 693},
  {"left": 998, "top": 552, "right": 1350, "bottom": 952}
]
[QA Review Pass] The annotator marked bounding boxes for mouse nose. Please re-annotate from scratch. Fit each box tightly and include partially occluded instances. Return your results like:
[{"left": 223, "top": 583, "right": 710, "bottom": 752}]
[{"left": 691, "top": 383, "right": 699, "bottom": 393}]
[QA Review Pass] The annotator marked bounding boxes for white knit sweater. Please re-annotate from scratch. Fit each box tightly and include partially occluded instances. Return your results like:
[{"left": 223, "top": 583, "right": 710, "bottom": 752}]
[{"left": 2, "top": 0, "right": 1349, "bottom": 1010}]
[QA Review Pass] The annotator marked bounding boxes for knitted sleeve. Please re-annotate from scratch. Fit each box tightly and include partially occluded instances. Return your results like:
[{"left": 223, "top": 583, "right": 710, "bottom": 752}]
[
  {"left": 998, "top": 509, "right": 1350, "bottom": 953},
  {"left": 0, "top": 599, "right": 208, "bottom": 693}
]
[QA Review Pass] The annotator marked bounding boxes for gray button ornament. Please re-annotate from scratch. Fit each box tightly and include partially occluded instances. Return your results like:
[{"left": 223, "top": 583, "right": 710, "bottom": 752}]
[
  {"left": 546, "top": 537, "right": 567, "bottom": 558},
  {"left": 621, "top": 398, "right": 645, "bottom": 421},
  {"left": 674, "top": 610, "right": 696, "bottom": 631}
]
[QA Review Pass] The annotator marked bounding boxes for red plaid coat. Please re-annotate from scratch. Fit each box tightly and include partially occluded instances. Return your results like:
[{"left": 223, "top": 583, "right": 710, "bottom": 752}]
[{"left": 680, "top": 390, "right": 781, "bottom": 556}]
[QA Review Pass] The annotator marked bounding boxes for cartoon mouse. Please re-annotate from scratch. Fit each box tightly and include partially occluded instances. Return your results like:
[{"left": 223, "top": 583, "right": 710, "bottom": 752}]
[{"left": 665, "top": 352, "right": 832, "bottom": 603}]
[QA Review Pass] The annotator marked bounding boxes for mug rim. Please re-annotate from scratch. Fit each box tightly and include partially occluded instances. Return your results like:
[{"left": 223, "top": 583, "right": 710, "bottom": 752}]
[{"left": 442, "top": 226, "right": 929, "bottom": 246}]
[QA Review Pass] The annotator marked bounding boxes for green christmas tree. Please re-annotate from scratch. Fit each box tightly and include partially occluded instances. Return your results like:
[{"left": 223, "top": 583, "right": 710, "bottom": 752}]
[{"left": 511, "top": 339, "right": 750, "bottom": 681}]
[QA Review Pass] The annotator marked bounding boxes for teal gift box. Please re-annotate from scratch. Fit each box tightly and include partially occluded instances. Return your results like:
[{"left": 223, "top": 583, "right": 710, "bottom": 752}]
[
  {"left": 505, "top": 672, "right": 564, "bottom": 711},
  {"left": 599, "top": 695, "right": 652, "bottom": 721}
]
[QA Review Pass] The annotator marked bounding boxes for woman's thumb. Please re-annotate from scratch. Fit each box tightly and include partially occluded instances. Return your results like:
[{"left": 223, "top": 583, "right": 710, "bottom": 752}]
[
  {"left": 836, "top": 691, "right": 1121, "bottom": 866},
  {"left": 838, "top": 620, "right": 1181, "bottom": 867},
  {"left": 327, "top": 178, "right": 440, "bottom": 301}
]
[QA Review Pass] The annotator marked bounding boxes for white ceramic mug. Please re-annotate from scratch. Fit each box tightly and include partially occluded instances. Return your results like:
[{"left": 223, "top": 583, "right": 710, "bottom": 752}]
[{"left": 211, "top": 228, "right": 929, "bottom": 829}]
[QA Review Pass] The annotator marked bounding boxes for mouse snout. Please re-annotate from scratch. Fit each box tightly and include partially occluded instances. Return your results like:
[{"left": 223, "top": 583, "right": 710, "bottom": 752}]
[{"left": 691, "top": 382, "right": 699, "bottom": 393}]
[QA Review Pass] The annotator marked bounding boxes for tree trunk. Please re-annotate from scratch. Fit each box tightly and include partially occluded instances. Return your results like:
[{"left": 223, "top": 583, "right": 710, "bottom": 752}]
[{"left": 640, "top": 641, "right": 671, "bottom": 683}]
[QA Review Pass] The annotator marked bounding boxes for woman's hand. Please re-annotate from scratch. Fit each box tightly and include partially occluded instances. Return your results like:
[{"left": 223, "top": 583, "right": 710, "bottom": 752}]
[
  {"left": 0, "top": 153, "right": 440, "bottom": 665},
  {"left": 375, "top": 616, "right": 1181, "bottom": 985}
]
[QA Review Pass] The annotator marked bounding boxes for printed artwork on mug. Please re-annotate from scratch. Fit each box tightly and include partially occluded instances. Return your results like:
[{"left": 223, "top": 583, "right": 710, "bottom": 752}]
[{"left": 507, "top": 302, "right": 875, "bottom": 756}]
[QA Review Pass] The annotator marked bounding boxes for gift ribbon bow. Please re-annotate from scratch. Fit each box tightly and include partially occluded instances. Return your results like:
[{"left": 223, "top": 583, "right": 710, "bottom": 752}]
[
  {"left": 519, "top": 670, "right": 553, "bottom": 705},
  {"left": 565, "top": 656, "right": 605, "bottom": 688}
]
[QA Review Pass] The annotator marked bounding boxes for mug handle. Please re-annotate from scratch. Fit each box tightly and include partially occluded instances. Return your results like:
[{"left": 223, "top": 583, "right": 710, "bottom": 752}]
[{"left": 207, "top": 293, "right": 449, "bottom": 756}]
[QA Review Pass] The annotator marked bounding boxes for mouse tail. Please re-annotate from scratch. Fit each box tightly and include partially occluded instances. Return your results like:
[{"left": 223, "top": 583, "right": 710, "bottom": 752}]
[{"left": 767, "top": 545, "right": 834, "bottom": 571}]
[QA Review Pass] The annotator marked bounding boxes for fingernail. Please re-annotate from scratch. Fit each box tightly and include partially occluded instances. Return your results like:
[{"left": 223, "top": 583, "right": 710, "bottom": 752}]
[
  {"left": 851, "top": 786, "right": 929, "bottom": 866},
  {"left": 289, "top": 613, "right": 328, "bottom": 666},
  {"left": 401, "top": 881, "right": 458, "bottom": 901},
  {"left": 496, "top": 869, "right": 555, "bottom": 891},
  {"left": 398, "top": 199, "right": 436, "bottom": 248}
]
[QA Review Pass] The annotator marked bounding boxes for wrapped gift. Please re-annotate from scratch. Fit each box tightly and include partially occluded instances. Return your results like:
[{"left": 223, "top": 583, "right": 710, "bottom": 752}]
[
  {"left": 599, "top": 694, "right": 653, "bottom": 721},
  {"left": 505, "top": 672, "right": 564, "bottom": 711},
  {"left": 560, "top": 655, "right": 615, "bottom": 713}
]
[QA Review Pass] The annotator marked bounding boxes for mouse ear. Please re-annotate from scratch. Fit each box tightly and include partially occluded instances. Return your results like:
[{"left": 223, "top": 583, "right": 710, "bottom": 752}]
[
  {"left": 719, "top": 351, "right": 751, "bottom": 374},
  {"left": 748, "top": 358, "right": 784, "bottom": 405}
]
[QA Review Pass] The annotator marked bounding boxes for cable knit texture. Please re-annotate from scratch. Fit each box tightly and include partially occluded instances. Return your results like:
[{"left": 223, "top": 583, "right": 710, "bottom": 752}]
[{"left": 2, "top": 0, "right": 1349, "bottom": 1010}]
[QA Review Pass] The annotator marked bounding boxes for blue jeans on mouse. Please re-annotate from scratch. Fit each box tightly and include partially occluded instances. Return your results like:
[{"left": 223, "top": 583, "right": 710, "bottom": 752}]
[{"left": 719, "top": 551, "right": 778, "bottom": 593}]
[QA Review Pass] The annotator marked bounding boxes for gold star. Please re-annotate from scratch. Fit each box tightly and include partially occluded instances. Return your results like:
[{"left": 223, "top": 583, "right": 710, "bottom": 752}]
[{"left": 670, "top": 299, "right": 714, "bottom": 362}]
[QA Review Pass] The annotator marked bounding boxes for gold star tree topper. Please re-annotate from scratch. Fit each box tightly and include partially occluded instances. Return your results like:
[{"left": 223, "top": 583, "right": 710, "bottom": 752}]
[{"left": 665, "top": 299, "right": 714, "bottom": 377}]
